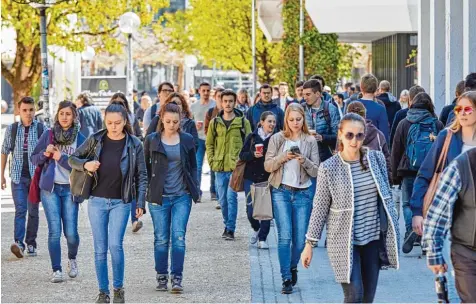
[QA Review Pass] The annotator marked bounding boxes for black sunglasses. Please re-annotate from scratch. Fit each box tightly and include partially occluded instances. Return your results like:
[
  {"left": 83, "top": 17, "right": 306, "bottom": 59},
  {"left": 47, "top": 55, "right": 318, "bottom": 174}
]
[{"left": 344, "top": 132, "right": 365, "bottom": 141}]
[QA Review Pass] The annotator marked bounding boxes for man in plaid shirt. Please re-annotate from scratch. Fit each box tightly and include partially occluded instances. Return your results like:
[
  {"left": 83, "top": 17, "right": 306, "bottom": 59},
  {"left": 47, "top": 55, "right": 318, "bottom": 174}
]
[
  {"left": 423, "top": 147, "right": 476, "bottom": 302},
  {"left": 1, "top": 97, "right": 44, "bottom": 258}
]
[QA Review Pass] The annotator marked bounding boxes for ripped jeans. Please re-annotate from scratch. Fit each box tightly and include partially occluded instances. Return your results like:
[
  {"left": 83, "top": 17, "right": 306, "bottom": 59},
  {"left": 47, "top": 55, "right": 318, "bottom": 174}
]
[{"left": 149, "top": 194, "right": 192, "bottom": 277}]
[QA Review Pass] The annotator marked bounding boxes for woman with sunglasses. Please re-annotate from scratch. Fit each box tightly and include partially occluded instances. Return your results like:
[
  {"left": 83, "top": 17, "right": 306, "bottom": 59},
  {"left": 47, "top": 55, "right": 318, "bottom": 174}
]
[
  {"left": 264, "top": 103, "right": 319, "bottom": 294},
  {"left": 31, "top": 101, "right": 86, "bottom": 283},
  {"left": 390, "top": 92, "right": 444, "bottom": 253},
  {"left": 411, "top": 91, "right": 476, "bottom": 303},
  {"left": 302, "top": 113, "right": 399, "bottom": 303}
]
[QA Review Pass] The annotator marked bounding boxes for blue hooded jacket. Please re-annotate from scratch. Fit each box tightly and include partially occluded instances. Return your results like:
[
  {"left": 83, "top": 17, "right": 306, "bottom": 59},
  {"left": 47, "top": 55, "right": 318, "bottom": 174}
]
[{"left": 246, "top": 101, "right": 285, "bottom": 131}]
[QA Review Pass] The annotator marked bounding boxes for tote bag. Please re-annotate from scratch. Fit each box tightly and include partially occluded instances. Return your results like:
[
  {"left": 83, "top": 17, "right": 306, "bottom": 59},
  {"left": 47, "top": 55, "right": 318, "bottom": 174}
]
[{"left": 250, "top": 181, "right": 273, "bottom": 220}]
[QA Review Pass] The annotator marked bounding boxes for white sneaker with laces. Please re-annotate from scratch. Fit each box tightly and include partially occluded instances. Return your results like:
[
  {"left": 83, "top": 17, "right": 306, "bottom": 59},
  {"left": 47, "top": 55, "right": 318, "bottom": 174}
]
[
  {"left": 68, "top": 259, "right": 79, "bottom": 278},
  {"left": 258, "top": 241, "right": 269, "bottom": 249},
  {"left": 250, "top": 231, "right": 259, "bottom": 244},
  {"left": 51, "top": 270, "right": 64, "bottom": 283}
]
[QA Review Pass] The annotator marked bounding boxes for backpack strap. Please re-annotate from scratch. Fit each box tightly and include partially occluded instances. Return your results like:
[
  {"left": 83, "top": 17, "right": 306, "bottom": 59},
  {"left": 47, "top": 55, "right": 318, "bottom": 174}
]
[
  {"left": 322, "top": 100, "right": 331, "bottom": 129},
  {"left": 240, "top": 116, "right": 246, "bottom": 143},
  {"left": 11, "top": 122, "right": 18, "bottom": 154},
  {"left": 37, "top": 122, "right": 44, "bottom": 139}
]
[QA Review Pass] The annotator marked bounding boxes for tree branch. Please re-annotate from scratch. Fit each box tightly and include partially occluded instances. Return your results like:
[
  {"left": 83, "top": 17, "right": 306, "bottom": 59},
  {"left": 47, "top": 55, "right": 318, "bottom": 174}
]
[
  {"left": 72, "top": 25, "right": 119, "bottom": 36},
  {"left": 1, "top": 61, "right": 14, "bottom": 85}
]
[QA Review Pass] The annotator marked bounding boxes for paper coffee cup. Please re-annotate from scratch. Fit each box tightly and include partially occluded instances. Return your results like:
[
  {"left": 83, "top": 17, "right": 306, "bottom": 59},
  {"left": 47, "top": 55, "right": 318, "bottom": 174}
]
[
  {"left": 255, "top": 144, "right": 264, "bottom": 154},
  {"left": 309, "top": 129, "right": 317, "bottom": 135}
]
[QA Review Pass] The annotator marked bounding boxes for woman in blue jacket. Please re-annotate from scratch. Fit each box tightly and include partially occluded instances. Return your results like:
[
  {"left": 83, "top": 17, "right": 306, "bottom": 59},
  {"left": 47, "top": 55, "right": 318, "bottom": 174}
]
[
  {"left": 31, "top": 101, "right": 85, "bottom": 283},
  {"left": 411, "top": 91, "right": 476, "bottom": 303},
  {"left": 239, "top": 111, "right": 276, "bottom": 249}
]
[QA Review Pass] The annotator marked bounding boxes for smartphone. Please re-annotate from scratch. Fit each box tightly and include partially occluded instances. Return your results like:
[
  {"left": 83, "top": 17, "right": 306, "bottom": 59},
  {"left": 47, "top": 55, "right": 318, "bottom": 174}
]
[{"left": 289, "top": 146, "right": 301, "bottom": 155}]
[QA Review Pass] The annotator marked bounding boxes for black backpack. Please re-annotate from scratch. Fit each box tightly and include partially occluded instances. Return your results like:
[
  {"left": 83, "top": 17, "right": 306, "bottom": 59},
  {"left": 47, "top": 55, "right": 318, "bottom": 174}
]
[{"left": 11, "top": 121, "right": 44, "bottom": 153}]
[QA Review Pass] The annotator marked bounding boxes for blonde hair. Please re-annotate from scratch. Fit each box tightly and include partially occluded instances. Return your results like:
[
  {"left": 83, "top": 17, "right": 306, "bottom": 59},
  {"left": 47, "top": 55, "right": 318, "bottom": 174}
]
[
  {"left": 282, "top": 103, "right": 310, "bottom": 138},
  {"left": 449, "top": 91, "right": 476, "bottom": 132}
]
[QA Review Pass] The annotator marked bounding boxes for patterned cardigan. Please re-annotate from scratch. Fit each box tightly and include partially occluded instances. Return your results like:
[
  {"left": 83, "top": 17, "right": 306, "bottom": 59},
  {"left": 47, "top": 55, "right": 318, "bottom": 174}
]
[{"left": 306, "top": 148, "right": 400, "bottom": 283}]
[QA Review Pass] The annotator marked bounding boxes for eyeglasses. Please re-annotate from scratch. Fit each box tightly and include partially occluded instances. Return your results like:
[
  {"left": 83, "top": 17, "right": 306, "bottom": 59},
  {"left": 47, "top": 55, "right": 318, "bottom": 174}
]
[
  {"left": 454, "top": 105, "right": 474, "bottom": 115},
  {"left": 344, "top": 132, "right": 365, "bottom": 141}
]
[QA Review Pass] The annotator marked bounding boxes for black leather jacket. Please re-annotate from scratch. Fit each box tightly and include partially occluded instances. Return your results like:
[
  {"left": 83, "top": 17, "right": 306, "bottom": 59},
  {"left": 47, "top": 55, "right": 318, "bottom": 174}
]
[{"left": 68, "top": 129, "right": 148, "bottom": 210}]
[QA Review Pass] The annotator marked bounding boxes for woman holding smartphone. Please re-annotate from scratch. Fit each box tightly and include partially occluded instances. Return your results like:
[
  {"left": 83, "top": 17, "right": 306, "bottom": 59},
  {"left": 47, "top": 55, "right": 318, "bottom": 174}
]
[{"left": 264, "top": 103, "right": 319, "bottom": 294}]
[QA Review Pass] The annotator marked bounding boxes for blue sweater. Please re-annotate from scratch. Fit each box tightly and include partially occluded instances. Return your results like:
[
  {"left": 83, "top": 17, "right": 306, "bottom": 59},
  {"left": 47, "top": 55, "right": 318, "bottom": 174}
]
[
  {"left": 410, "top": 129, "right": 463, "bottom": 216},
  {"left": 246, "top": 101, "right": 285, "bottom": 131},
  {"left": 348, "top": 99, "right": 390, "bottom": 143}
]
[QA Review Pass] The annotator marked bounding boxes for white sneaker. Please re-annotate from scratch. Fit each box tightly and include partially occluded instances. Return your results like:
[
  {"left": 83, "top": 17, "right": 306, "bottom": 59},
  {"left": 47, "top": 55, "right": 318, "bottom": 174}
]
[
  {"left": 51, "top": 270, "right": 64, "bottom": 283},
  {"left": 258, "top": 241, "right": 269, "bottom": 249},
  {"left": 250, "top": 231, "right": 259, "bottom": 244},
  {"left": 68, "top": 259, "right": 79, "bottom": 278},
  {"left": 215, "top": 202, "right": 221, "bottom": 210}
]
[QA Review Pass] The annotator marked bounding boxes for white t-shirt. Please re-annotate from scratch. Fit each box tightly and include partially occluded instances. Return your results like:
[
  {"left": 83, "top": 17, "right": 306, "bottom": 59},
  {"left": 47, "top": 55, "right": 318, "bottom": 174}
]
[
  {"left": 281, "top": 139, "right": 312, "bottom": 189},
  {"left": 461, "top": 144, "right": 476, "bottom": 154}
]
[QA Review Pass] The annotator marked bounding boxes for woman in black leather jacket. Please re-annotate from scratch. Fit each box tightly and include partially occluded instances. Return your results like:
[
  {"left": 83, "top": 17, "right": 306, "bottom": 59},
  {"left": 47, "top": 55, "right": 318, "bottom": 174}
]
[{"left": 68, "top": 104, "right": 147, "bottom": 303}]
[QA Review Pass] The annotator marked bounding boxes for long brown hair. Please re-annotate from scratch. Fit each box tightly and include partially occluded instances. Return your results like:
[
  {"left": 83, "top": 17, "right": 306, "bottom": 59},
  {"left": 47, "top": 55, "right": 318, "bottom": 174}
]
[
  {"left": 282, "top": 103, "right": 310, "bottom": 139},
  {"left": 158, "top": 92, "right": 192, "bottom": 119},
  {"left": 157, "top": 103, "right": 182, "bottom": 133},
  {"left": 449, "top": 91, "right": 476, "bottom": 133},
  {"left": 338, "top": 113, "right": 368, "bottom": 171}
]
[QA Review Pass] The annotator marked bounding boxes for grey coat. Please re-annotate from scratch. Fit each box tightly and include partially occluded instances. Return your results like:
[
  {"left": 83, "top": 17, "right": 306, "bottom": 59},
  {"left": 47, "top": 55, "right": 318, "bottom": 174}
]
[{"left": 306, "top": 148, "right": 400, "bottom": 283}]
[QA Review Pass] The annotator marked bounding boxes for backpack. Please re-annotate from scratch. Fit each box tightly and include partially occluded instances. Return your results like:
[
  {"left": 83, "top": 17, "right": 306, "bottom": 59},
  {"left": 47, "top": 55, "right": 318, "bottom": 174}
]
[
  {"left": 302, "top": 101, "right": 331, "bottom": 129},
  {"left": 11, "top": 121, "right": 44, "bottom": 154},
  {"left": 212, "top": 116, "right": 247, "bottom": 143},
  {"left": 405, "top": 117, "right": 438, "bottom": 171}
]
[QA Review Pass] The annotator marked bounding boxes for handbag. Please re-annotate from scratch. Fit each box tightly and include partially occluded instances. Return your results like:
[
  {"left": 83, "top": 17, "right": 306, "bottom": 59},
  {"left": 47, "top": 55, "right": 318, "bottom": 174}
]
[
  {"left": 28, "top": 131, "right": 53, "bottom": 204},
  {"left": 422, "top": 130, "right": 452, "bottom": 218},
  {"left": 70, "top": 139, "right": 98, "bottom": 199},
  {"left": 377, "top": 197, "right": 390, "bottom": 266},
  {"left": 250, "top": 181, "right": 273, "bottom": 220},
  {"left": 229, "top": 160, "right": 246, "bottom": 192}
]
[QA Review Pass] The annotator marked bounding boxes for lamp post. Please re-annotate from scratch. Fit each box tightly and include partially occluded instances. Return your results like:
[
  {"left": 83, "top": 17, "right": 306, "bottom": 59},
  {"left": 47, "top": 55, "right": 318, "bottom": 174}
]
[
  {"left": 184, "top": 55, "right": 198, "bottom": 90},
  {"left": 119, "top": 12, "right": 140, "bottom": 112},
  {"left": 299, "top": 0, "right": 304, "bottom": 81},
  {"left": 251, "top": 0, "right": 257, "bottom": 97},
  {"left": 30, "top": 1, "right": 55, "bottom": 127}
]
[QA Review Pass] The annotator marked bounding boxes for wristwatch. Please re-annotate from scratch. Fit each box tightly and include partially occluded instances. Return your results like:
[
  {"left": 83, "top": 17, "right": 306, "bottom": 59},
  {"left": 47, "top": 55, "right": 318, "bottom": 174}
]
[{"left": 306, "top": 239, "right": 317, "bottom": 247}]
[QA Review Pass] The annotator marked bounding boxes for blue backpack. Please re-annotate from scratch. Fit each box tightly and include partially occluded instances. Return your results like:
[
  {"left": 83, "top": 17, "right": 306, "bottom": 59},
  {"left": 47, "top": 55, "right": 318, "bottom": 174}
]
[{"left": 405, "top": 117, "right": 438, "bottom": 171}]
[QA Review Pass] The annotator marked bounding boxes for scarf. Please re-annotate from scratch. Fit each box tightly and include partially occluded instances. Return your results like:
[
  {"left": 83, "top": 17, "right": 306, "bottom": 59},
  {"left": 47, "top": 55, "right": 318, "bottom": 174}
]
[
  {"left": 53, "top": 121, "right": 80, "bottom": 145},
  {"left": 258, "top": 127, "right": 272, "bottom": 141}
]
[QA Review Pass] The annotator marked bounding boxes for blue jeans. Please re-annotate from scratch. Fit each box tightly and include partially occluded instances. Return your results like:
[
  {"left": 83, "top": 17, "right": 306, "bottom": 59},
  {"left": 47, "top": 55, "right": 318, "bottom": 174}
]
[
  {"left": 310, "top": 177, "right": 317, "bottom": 199},
  {"left": 444, "top": 235, "right": 461, "bottom": 303},
  {"left": 11, "top": 177, "right": 39, "bottom": 248},
  {"left": 88, "top": 196, "right": 131, "bottom": 294},
  {"left": 196, "top": 139, "right": 206, "bottom": 195},
  {"left": 341, "top": 240, "right": 381, "bottom": 303},
  {"left": 215, "top": 171, "right": 238, "bottom": 232},
  {"left": 149, "top": 194, "right": 192, "bottom": 277},
  {"left": 401, "top": 177, "right": 415, "bottom": 233},
  {"left": 244, "top": 179, "right": 270, "bottom": 241},
  {"left": 271, "top": 185, "right": 313, "bottom": 280},
  {"left": 210, "top": 170, "right": 217, "bottom": 195},
  {"left": 41, "top": 184, "right": 79, "bottom": 272}
]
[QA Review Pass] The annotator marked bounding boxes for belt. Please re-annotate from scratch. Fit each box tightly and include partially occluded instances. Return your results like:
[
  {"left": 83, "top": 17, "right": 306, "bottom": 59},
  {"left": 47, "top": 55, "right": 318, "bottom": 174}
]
[{"left": 280, "top": 184, "right": 309, "bottom": 192}]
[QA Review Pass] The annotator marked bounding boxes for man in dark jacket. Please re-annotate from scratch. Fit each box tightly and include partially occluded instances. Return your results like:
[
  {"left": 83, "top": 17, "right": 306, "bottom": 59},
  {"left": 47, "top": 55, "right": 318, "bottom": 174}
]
[
  {"left": 247, "top": 84, "right": 285, "bottom": 131},
  {"left": 74, "top": 92, "right": 103, "bottom": 138},
  {"left": 377, "top": 80, "right": 401, "bottom": 132}
]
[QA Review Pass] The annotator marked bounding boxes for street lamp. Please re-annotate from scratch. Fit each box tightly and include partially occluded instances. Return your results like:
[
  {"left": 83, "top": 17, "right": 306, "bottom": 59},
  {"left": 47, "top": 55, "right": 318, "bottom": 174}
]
[
  {"left": 30, "top": 0, "right": 56, "bottom": 127},
  {"left": 119, "top": 12, "right": 140, "bottom": 112},
  {"left": 185, "top": 55, "right": 198, "bottom": 90}
]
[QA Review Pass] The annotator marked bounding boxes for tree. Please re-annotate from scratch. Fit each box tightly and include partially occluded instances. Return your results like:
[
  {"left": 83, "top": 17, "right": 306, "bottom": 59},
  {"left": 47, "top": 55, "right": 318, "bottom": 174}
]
[
  {"left": 1, "top": 0, "right": 168, "bottom": 113},
  {"left": 278, "top": 0, "right": 357, "bottom": 92},
  {"left": 156, "top": 0, "right": 282, "bottom": 84}
]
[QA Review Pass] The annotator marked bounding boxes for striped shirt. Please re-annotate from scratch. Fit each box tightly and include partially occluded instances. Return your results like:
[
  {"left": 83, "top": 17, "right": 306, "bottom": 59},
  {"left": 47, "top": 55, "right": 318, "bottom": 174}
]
[{"left": 348, "top": 160, "right": 380, "bottom": 246}]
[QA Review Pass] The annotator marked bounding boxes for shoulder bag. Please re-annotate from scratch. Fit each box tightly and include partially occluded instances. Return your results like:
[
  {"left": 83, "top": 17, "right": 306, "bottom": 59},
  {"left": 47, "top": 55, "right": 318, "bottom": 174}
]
[{"left": 70, "top": 139, "right": 98, "bottom": 199}]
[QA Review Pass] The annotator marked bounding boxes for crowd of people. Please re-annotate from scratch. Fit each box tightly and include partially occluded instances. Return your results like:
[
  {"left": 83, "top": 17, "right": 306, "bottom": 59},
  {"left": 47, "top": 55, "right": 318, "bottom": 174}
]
[{"left": 1, "top": 72, "right": 476, "bottom": 303}]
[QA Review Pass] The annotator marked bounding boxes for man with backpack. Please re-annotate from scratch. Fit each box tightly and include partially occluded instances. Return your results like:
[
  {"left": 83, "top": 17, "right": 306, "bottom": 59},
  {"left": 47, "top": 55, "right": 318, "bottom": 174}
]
[
  {"left": 142, "top": 82, "right": 174, "bottom": 131},
  {"left": 1, "top": 97, "right": 45, "bottom": 258},
  {"left": 302, "top": 79, "right": 340, "bottom": 163},
  {"left": 206, "top": 90, "right": 251, "bottom": 241}
]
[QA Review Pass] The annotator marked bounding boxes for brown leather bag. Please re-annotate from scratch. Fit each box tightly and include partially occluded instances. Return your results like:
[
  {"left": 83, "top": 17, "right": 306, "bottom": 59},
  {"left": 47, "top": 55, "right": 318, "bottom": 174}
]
[
  {"left": 229, "top": 160, "right": 246, "bottom": 192},
  {"left": 422, "top": 130, "right": 453, "bottom": 217}
]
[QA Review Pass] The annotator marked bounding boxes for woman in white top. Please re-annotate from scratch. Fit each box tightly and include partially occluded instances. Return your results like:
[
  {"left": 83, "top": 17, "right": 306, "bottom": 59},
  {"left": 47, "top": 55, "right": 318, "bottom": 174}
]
[{"left": 264, "top": 103, "right": 319, "bottom": 294}]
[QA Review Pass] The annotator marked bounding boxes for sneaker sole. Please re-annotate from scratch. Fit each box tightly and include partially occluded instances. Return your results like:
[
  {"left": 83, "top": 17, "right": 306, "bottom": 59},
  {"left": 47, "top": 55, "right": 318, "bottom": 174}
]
[
  {"left": 215, "top": 206, "right": 221, "bottom": 210},
  {"left": 27, "top": 252, "right": 37, "bottom": 257},
  {"left": 155, "top": 287, "right": 168, "bottom": 292},
  {"left": 132, "top": 221, "right": 143, "bottom": 233},
  {"left": 281, "top": 290, "right": 293, "bottom": 294},
  {"left": 258, "top": 246, "right": 269, "bottom": 250},
  {"left": 11, "top": 244, "right": 24, "bottom": 258},
  {"left": 225, "top": 237, "right": 235, "bottom": 241},
  {"left": 68, "top": 272, "right": 78, "bottom": 278},
  {"left": 170, "top": 288, "right": 183, "bottom": 294},
  {"left": 51, "top": 278, "right": 64, "bottom": 283}
]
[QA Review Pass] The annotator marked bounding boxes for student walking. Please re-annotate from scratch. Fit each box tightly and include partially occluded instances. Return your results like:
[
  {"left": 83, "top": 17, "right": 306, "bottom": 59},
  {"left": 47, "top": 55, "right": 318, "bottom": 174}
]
[
  {"left": 206, "top": 89, "right": 251, "bottom": 240},
  {"left": 247, "top": 84, "right": 285, "bottom": 131},
  {"left": 74, "top": 93, "right": 103, "bottom": 138},
  {"left": 239, "top": 111, "right": 277, "bottom": 249},
  {"left": 69, "top": 104, "right": 147, "bottom": 303},
  {"left": 302, "top": 113, "right": 400, "bottom": 303},
  {"left": 144, "top": 103, "right": 200, "bottom": 294},
  {"left": 264, "top": 103, "right": 319, "bottom": 294},
  {"left": 1, "top": 96, "right": 44, "bottom": 258},
  {"left": 31, "top": 101, "right": 86, "bottom": 283}
]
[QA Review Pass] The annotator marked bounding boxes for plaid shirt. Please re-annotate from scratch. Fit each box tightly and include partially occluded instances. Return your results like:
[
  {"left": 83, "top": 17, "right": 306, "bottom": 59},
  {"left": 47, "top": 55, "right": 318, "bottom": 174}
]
[
  {"left": 422, "top": 161, "right": 462, "bottom": 266},
  {"left": 1, "top": 120, "right": 42, "bottom": 184}
]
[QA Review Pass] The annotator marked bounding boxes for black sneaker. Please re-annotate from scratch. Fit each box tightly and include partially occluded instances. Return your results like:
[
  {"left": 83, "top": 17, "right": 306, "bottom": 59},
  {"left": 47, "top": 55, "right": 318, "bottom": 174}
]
[
  {"left": 27, "top": 245, "right": 37, "bottom": 257},
  {"left": 281, "top": 279, "right": 293, "bottom": 294},
  {"left": 113, "top": 288, "right": 125, "bottom": 303},
  {"left": 403, "top": 231, "right": 418, "bottom": 254},
  {"left": 156, "top": 274, "right": 168, "bottom": 291},
  {"left": 291, "top": 268, "right": 298, "bottom": 286},
  {"left": 211, "top": 192, "right": 218, "bottom": 201},
  {"left": 95, "top": 292, "right": 110, "bottom": 303},
  {"left": 11, "top": 242, "right": 24, "bottom": 258},
  {"left": 225, "top": 231, "right": 235, "bottom": 241},
  {"left": 222, "top": 229, "right": 229, "bottom": 239},
  {"left": 414, "top": 235, "right": 422, "bottom": 246},
  {"left": 171, "top": 275, "right": 183, "bottom": 294}
]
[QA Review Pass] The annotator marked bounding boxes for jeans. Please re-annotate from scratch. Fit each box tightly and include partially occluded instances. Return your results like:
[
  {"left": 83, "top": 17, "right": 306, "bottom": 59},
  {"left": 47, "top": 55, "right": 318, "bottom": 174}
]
[
  {"left": 310, "top": 177, "right": 317, "bottom": 199},
  {"left": 451, "top": 243, "right": 476, "bottom": 303},
  {"left": 88, "top": 196, "right": 131, "bottom": 294},
  {"left": 149, "top": 194, "right": 192, "bottom": 277},
  {"left": 271, "top": 185, "right": 313, "bottom": 280},
  {"left": 244, "top": 179, "right": 270, "bottom": 241},
  {"left": 41, "top": 184, "right": 79, "bottom": 272},
  {"left": 341, "top": 240, "right": 381, "bottom": 303},
  {"left": 401, "top": 177, "right": 415, "bottom": 233},
  {"left": 130, "top": 199, "right": 137, "bottom": 223},
  {"left": 11, "top": 177, "right": 39, "bottom": 248},
  {"left": 215, "top": 171, "right": 238, "bottom": 232},
  {"left": 210, "top": 170, "right": 217, "bottom": 195},
  {"left": 444, "top": 235, "right": 461, "bottom": 303},
  {"left": 196, "top": 139, "right": 206, "bottom": 195}
]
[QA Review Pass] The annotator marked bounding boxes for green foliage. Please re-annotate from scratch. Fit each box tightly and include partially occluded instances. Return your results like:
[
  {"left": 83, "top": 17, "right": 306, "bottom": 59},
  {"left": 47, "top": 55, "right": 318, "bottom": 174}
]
[{"left": 156, "top": 0, "right": 282, "bottom": 83}]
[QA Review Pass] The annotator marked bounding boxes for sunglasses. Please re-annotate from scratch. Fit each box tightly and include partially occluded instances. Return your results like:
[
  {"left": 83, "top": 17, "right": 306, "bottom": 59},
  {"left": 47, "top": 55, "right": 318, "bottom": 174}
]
[
  {"left": 454, "top": 105, "right": 474, "bottom": 115},
  {"left": 344, "top": 132, "right": 365, "bottom": 141}
]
